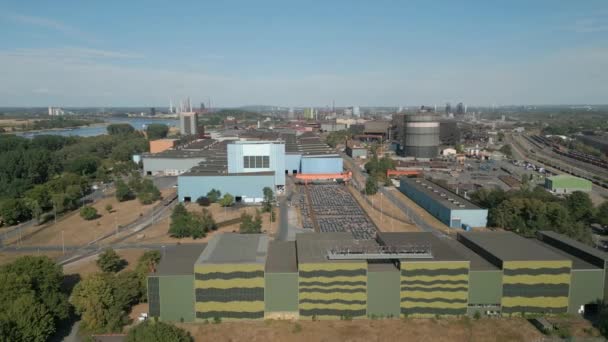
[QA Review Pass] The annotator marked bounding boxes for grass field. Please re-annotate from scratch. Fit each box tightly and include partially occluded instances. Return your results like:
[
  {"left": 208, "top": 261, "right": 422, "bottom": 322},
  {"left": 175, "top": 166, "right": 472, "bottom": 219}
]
[
  {"left": 119, "top": 202, "right": 278, "bottom": 244},
  {"left": 7, "top": 189, "right": 175, "bottom": 247},
  {"left": 174, "top": 317, "right": 550, "bottom": 342}
]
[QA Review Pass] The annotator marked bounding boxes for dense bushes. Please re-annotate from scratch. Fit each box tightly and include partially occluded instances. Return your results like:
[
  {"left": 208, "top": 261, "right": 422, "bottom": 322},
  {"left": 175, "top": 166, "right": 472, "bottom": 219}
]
[
  {"left": 71, "top": 250, "right": 162, "bottom": 334},
  {"left": 0, "top": 132, "right": 149, "bottom": 226},
  {"left": 470, "top": 187, "right": 597, "bottom": 243},
  {"left": 169, "top": 204, "right": 216, "bottom": 239},
  {"left": 0, "top": 256, "right": 71, "bottom": 341},
  {"left": 80, "top": 205, "right": 99, "bottom": 220}
]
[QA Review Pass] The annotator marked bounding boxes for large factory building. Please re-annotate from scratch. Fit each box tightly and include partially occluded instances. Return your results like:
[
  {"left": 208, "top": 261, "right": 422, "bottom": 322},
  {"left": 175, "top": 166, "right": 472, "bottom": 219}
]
[
  {"left": 399, "top": 177, "right": 488, "bottom": 228},
  {"left": 175, "top": 134, "right": 342, "bottom": 202},
  {"left": 148, "top": 230, "right": 608, "bottom": 322}
]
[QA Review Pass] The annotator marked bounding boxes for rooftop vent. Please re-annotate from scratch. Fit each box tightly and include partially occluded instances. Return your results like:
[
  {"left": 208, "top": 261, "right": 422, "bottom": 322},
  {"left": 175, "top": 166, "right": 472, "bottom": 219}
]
[{"left": 459, "top": 204, "right": 466, "bottom": 208}]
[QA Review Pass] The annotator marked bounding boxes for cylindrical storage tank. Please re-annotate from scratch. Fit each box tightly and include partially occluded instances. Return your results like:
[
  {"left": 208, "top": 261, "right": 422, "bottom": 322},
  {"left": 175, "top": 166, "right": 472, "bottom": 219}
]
[{"left": 403, "top": 113, "right": 440, "bottom": 158}]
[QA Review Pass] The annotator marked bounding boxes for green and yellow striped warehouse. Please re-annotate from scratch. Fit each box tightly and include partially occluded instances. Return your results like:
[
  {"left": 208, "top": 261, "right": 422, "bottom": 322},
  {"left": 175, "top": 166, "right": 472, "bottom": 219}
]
[{"left": 147, "top": 230, "right": 608, "bottom": 322}]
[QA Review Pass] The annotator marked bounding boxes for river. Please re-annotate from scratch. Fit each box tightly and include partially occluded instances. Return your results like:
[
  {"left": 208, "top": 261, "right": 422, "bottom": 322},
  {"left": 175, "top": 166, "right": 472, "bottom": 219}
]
[{"left": 16, "top": 117, "right": 179, "bottom": 138}]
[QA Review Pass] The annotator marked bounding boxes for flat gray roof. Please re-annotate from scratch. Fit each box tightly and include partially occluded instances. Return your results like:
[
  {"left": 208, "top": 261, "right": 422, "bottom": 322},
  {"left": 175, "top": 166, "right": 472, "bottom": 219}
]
[
  {"left": 459, "top": 231, "right": 569, "bottom": 262},
  {"left": 296, "top": 232, "right": 378, "bottom": 264},
  {"left": 443, "top": 239, "right": 500, "bottom": 271},
  {"left": 539, "top": 230, "right": 608, "bottom": 262},
  {"left": 530, "top": 239, "right": 600, "bottom": 270},
  {"left": 152, "top": 243, "right": 206, "bottom": 276},
  {"left": 196, "top": 233, "right": 268, "bottom": 264},
  {"left": 265, "top": 241, "right": 297, "bottom": 273},
  {"left": 401, "top": 178, "right": 481, "bottom": 210},
  {"left": 377, "top": 232, "right": 469, "bottom": 263}
]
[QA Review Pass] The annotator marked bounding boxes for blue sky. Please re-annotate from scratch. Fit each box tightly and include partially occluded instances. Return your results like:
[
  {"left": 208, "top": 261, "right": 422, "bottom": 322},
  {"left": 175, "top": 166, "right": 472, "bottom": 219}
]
[{"left": 1, "top": 1, "right": 607, "bottom": 107}]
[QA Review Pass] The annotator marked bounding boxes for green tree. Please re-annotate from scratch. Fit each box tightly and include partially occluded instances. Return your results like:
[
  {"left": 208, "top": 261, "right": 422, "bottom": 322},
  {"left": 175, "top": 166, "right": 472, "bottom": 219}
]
[
  {"left": 0, "top": 256, "right": 71, "bottom": 341},
  {"left": 134, "top": 251, "right": 161, "bottom": 302},
  {"left": 115, "top": 179, "right": 134, "bottom": 202},
  {"left": 565, "top": 191, "right": 594, "bottom": 223},
  {"left": 97, "top": 248, "right": 126, "bottom": 273},
  {"left": 219, "top": 193, "right": 234, "bottom": 207},
  {"left": 126, "top": 320, "right": 193, "bottom": 342},
  {"left": 107, "top": 123, "right": 135, "bottom": 135},
  {"left": 70, "top": 273, "right": 135, "bottom": 333},
  {"left": 206, "top": 189, "right": 222, "bottom": 203},
  {"left": 200, "top": 208, "right": 217, "bottom": 233},
  {"left": 146, "top": 124, "right": 169, "bottom": 140},
  {"left": 262, "top": 187, "right": 275, "bottom": 212},
  {"left": 0, "top": 198, "right": 31, "bottom": 225},
  {"left": 80, "top": 205, "right": 99, "bottom": 220},
  {"left": 499, "top": 144, "right": 513, "bottom": 158},
  {"left": 596, "top": 201, "right": 608, "bottom": 227},
  {"left": 169, "top": 204, "right": 200, "bottom": 238},
  {"left": 365, "top": 177, "right": 378, "bottom": 195},
  {"left": 239, "top": 211, "right": 262, "bottom": 234}
]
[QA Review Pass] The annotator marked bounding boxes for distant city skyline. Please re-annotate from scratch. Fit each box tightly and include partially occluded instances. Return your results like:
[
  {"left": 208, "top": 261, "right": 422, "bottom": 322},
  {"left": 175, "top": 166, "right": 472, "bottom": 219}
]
[{"left": 1, "top": 1, "right": 607, "bottom": 107}]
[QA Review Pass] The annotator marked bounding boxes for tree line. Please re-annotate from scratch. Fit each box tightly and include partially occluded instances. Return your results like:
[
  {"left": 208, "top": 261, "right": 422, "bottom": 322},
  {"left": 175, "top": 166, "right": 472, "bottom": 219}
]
[
  {"left": 469, "top": 186, "right": 605, "bottom": 244},
  {"left": 0, "top": 125, "right": 150, "bottom": 227}
]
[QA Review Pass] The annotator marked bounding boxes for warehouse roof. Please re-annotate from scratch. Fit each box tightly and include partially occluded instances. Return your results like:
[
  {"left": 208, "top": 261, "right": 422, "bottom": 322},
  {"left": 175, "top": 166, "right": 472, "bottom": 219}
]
[
  {"left": 196, "top": 233, "right": 269, "bottom": 264},
  {"left": 401, "top": 178, "right": 481, "bottom": 210},
  {"left": 377, "top": 232, "right": 469, "bottom": 263},
  {"left": 443, "top": 239, "right": 499, "bottom": 271},
  {"left": 539, "top": 231, "right": 608, "bottom": 261},
  {"left": 531, "top": 240, "right": 599, "bottom": 270},
  {"left": 142, "top": 149, "right": 209, "bottom": 159},
  {"left": 152, "top": 243, "right": 207, "bottom": 276},
  {"left": 265, "top": 241, "right": 298, "bottom": 273},
  {"left": 458, "top": 231, "right": 568, "bottom": 262},
  {"left": 296, "top": 232, "right": 378, "bottom": 263},
  {"left": 537, "top": 230, "right": 608, "bottom": 269}
]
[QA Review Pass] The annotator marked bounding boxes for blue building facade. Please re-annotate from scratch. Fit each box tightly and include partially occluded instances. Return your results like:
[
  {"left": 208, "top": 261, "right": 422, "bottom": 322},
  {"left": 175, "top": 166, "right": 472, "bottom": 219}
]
[
  {"left": 399, "top": 178, "right": 488, "bottom": 228},
  {"left": 227, "top": 141, "right": 285, "bottom": 186},
  {"left": 300, "top": 156, "right": 343, "bottom": 174},
  {"left": 178, "top": 173, "right": 275, "bottom": 203}
]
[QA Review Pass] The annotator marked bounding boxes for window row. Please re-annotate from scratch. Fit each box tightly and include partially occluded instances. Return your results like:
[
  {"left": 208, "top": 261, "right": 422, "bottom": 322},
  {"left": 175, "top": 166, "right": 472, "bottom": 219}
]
[{"left": 243, "top": 155, "right": 270, "bottom": 168}]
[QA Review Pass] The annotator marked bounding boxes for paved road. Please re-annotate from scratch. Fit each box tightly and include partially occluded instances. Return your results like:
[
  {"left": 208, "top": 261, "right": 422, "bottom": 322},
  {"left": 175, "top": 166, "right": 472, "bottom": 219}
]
[{"left": 277, "top": 196, "right": 288, "bottom": 241}]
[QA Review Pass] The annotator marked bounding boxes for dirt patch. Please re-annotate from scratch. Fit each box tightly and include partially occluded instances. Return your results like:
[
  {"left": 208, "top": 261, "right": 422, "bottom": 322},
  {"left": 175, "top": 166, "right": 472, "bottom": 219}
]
[
  {"left": 12, "top": 189, "right": 174, "bottom": 247},
  {"left": 0, "top": 250, "right": 63, "bottom": 266},
  {"left": 175, "top": 317, "right": 543, "bottom": 342},
  {"left": 384, "top": 187, "right": 455, "bottom": 236},
  {"left": 348, "top": 186, "right": 420, "bottom": 233},
  {"left": 62, "top": 248, "right": 149, "bottom": 277},
  {"left": 546, "top": 315, "right": 602, "bottom": 339},
  {"left": 119, "top": 203, "right": 278, "bottom": 244}
]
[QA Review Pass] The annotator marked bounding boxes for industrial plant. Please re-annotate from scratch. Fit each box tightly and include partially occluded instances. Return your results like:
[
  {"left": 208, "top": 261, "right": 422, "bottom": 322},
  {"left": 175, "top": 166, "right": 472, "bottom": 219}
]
[{"left": 148, "top": 230, "right": 608, "bottom": 322}]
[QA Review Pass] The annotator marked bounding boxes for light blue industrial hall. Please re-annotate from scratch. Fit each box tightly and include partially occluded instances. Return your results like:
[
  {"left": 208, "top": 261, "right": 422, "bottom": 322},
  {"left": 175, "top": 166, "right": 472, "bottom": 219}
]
[{"left": 399, "top": 177, "right": 488, "bottom": 228}]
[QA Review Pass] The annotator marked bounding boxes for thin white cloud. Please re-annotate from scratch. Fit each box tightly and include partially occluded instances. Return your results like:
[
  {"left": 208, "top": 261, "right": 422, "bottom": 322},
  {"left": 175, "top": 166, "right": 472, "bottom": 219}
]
[
  {"left": 1, "top": 12, "right": 96, "bottom": 42},
  {"left": 0, "top": 45, "right": 606, "bottom": 106},
  {"left": 0, "top": 47, "right": 143, "bottom": 60}
]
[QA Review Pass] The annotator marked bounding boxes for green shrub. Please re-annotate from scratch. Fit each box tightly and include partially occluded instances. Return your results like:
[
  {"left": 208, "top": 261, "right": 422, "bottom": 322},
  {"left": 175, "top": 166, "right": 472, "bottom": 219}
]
[{"left": 80, "top": 205, "right": 98, "bottom": 220}]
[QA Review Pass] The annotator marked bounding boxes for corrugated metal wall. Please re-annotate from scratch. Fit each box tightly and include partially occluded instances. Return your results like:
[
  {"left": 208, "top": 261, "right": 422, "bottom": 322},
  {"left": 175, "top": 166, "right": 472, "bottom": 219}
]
[
  {"left": 367, "top": 269, "right": 401, "bottom": 317},
  {"left": 194, "top": 263, "right": 265, "bottom": 321},
  {"left": 264, "top": 273, "right": 299, "bottom": 313},
  {"left": 298, "top": 262, "right": 367, "bottom": 319},
  {"left": 300, "top": 157, "right": 343, "bottom": 174},
  {"left": 159, "top": 275, "right": 195, "bottom": 322},
  {"left": 143, "top": 157, "right": 205, "bottom": 175},
  {"left": 400, "top": 261, "right": 469, "bottom": 317},
  {"left": 178, "top": 174, "right": 275, "bottom": 202},
  {"left": 501, "top": 260, "right": 571, "bottom": 314}
]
